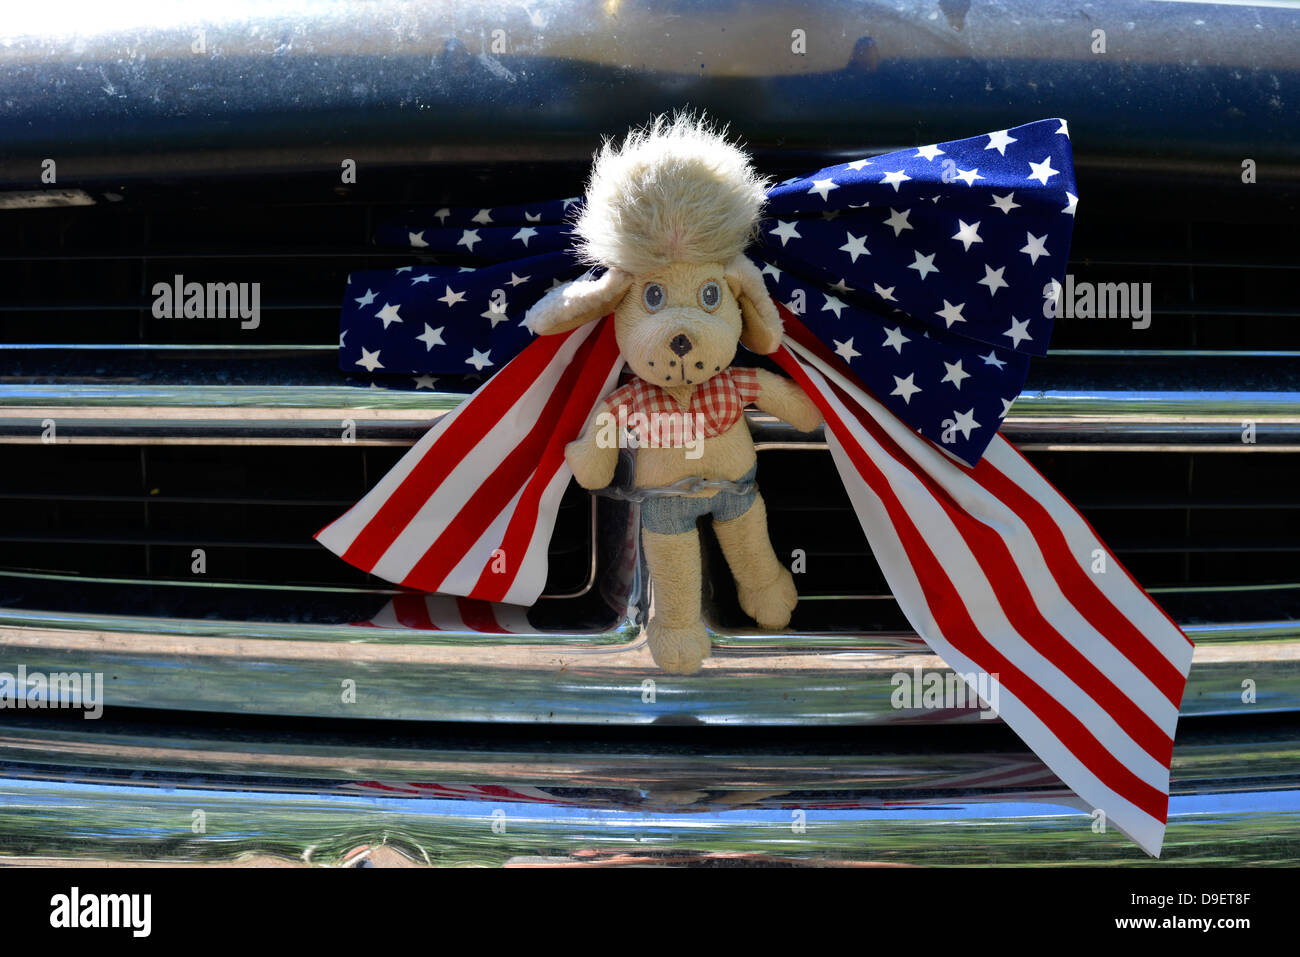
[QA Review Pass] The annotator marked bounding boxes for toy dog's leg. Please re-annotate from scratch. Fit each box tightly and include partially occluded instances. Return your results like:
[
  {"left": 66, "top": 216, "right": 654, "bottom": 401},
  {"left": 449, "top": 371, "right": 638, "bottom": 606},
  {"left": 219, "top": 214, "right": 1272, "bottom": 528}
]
[
  {"left": 712, "top": 494, "right": 798, "bottom": 630},
  {"left": 642, "top": 527, "right": 712, "bottom": 674}
]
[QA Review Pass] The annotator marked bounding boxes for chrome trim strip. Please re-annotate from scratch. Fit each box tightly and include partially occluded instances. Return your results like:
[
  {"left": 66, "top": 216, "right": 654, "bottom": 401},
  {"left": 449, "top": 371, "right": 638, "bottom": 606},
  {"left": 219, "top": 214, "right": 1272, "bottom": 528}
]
[
  {"left": 0, "top": 387, "right": 466, "bottom": 410},
  {"left": 5, "top": 567, "right": 1294, "bottom": 603},
  {"left": 7, "top": 344, "right": 1300, "bottom": 357},
  {"left": 0, "top": 343, "right": 341, "bottom": 351},
  {"left": 0, "top": 723, "right": 1297, "bottom": 865},
  {"left": 1014, "top": 444, "right": 1300, "bottom": 452},
  {"left": 6, "top": 385, "right": 1300, "bottom": 415},
  {"left": 0, "top": 614, "right": 1293, "bottom": 724},
  {"left": 3, "top": 391, "right": 1300, "bottom": 446}
]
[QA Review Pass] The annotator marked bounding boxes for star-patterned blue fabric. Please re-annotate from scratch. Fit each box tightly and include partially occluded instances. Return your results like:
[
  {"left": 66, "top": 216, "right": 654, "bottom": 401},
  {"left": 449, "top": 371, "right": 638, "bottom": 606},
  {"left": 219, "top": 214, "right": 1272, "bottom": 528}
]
[{"left": 338, "top": 117, "right": 1076, "bottom": 465}]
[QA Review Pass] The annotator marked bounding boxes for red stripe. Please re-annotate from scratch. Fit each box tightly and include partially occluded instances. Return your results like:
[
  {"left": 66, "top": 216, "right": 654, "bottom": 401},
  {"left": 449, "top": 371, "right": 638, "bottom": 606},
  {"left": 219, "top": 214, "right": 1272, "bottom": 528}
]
[
  {"left": 400, "top": 321, "right": 609, "bottom": 592},
  {"left": 456, "top": 597, "right": 507, "bottom": 634},
  {"left": 392, "top": 593, "right": 437, "bottom": 630},
  {"left": 773, "top": 340, "right": 1170, "bottom": 823},
  {"left": 338, "top": 328, "right": 573, "bottom": 570},
  {"left": 471, "top": 320, "right": 622, "bottom": 600},
  {"left": 354, "top": 780, "right": 415, "bottom": 793},
  {"left": 781, "top": 311, "right": 1187, "bottom": 706}
]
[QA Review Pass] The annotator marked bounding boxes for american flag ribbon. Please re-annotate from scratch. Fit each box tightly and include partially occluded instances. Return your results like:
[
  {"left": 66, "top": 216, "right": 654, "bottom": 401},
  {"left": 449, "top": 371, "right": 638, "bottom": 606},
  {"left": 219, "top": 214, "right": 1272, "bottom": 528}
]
[
  {"left": 318, "top": 317, "right": 622, "bottom": 604},
  {"left": 773, "top": 316, "right": 1192, "bottom": 855},
  {"left": 317, "top": 117, "right": 1193, "bottom": 855},
  {"left": 355, "top": 594, "right": 536, "bottom": 633}
]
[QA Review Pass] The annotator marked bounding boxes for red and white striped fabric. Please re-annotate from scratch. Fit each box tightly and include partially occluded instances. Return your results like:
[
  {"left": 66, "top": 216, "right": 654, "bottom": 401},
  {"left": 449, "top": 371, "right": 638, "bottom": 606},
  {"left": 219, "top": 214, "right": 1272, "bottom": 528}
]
[
  {"left": 316, "top": 316, "right": 624, "bottom": 605},
  {"left": 772, "top": 312, "right": 1194, "bottom": 856},
  {"left": 357, "top": 594, "right": 536, "bottom": 633},
  {"left": 317, "top": 307, "right": 1194, "bottom": 856}
]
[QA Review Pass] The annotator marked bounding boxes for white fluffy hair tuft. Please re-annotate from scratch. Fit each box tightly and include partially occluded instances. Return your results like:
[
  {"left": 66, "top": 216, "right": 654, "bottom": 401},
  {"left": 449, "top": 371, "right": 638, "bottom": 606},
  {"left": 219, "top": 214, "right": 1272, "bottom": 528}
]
[{"left": 572, "top": 108, "right": 772, "bottom": 276}]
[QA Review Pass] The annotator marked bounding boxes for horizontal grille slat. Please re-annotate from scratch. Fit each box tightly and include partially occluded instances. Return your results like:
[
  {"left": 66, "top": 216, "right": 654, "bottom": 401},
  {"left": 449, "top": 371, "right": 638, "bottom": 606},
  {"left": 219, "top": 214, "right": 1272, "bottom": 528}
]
[
  {"left": 0, "top": 492, "right": 356, "bottom": 507},
  {"left": 0, "top": 445, "right": 594, "bottom": 594},
  {"left": 0, "top": 165, "right": 1295, "bottom": 352},
  {"left": 731, "top": 448, "right": 1300, "bottom": 630}
]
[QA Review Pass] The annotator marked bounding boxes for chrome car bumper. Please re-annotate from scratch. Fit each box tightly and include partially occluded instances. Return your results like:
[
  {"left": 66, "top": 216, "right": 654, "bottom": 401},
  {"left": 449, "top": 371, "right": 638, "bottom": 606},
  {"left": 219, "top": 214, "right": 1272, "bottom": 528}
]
[
  {"left": 2, "top": 714, "right": 1299, "bottom": 867},
  {"left": 0, "top": 605, "right": 1297, "bottom": 725}
]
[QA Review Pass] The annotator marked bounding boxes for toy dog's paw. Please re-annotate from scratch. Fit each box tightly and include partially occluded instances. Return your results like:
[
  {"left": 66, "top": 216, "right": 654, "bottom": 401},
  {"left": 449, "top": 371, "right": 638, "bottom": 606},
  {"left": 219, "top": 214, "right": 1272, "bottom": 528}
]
[
  {"left": 646, "top": 618, "right": 711, "bottom": 675},
  {"left": 565, "top": 436, "right": 616, "bottom": 490},
  {"left": 738, "top": 566, "right": 798, "bottom": 631}
]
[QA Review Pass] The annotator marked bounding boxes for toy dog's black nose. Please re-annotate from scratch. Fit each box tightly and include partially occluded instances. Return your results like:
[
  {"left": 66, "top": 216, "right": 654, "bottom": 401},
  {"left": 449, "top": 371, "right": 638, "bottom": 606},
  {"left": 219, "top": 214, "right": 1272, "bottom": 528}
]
[{"left": 669, "top": 334, "right": 693, "bottom": 357}]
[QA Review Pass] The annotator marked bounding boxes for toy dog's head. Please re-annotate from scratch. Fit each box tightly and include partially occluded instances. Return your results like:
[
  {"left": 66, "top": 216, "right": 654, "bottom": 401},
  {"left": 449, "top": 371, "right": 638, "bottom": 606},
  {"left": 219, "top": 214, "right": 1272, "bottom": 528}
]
[{"left": 524, "top": 110, "right": 783, "bottom": 387}]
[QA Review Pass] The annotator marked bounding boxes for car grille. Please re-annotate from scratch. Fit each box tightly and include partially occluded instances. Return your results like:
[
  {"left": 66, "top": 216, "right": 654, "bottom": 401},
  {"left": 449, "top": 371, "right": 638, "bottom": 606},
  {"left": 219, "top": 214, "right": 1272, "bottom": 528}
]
[
  {"left": 0, "top": 160, "right": 1296, "bottom": 723},
  {"left": 0, "top": 444, "right": 595, "bottom": 596}
]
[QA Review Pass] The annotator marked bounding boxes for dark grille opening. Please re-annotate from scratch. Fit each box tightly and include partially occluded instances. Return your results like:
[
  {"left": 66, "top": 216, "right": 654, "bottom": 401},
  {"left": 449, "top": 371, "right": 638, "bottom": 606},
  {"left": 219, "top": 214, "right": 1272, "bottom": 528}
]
[
  {"left": 1022, "top": 451, "right": 1300, "bottom": 588},
  {"left": 0, "top": 445, "right": 594, "bottom": 596},
  {"left": 0, "top": 165, "right": 1296, "bottom": 355},
  {"left": 0, "top": 170, "right": 585, "bottom": 350},
  {"left": 1045, "top": 168, "right": 1300, "bottom": 352},
  {"left": 704, "top": 448, "right": 1300, "bottom": 631}
]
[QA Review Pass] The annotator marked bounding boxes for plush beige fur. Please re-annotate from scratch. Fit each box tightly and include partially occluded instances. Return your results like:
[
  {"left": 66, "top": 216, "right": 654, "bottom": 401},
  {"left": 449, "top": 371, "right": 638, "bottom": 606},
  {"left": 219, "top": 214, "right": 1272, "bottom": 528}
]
[
  {"left": 521, "top": 111, "right": 823, "bottom": 674},
  {"left": 573, "top": 110, "right": 773, "bottom": 276}
]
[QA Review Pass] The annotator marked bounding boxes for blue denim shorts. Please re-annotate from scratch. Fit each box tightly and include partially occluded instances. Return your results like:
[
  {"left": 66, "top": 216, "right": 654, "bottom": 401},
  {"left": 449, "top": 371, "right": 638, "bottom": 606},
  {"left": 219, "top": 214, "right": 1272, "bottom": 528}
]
[{"left": 639, "top": 464, "right": 759, "bottom": 535}]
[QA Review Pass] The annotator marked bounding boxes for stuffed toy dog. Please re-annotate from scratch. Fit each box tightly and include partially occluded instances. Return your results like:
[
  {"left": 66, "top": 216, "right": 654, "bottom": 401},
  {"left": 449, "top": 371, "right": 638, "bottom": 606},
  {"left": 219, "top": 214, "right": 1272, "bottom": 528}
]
[{"left": 523, "top": 112, "right": 822, "bottom": 674}]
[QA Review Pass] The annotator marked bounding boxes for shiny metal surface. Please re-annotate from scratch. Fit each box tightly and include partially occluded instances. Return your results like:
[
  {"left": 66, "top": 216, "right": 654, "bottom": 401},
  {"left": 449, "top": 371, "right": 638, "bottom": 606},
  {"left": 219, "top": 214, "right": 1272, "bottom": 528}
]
[
  {"left": 3, "top": 387, "right": 1299, "bottom": 448},
  {"left": 1, "top": 595, "right": 1295, "bottom": 723},
  {"left": 1, "top": 0, "right": 1298, "bottom": 185},
  {"left": 0, "top": 716, "right": 1297, "bottom": 865}
]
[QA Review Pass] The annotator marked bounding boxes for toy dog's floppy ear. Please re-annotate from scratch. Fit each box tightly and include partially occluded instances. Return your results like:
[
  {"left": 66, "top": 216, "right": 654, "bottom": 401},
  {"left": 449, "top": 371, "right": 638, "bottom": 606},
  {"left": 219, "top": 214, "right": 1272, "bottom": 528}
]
[
  {"left": 725, "top": 253, "right": 783, "bottom": 355},
  {"left": 523, "top": 267, "right": 633, "bottom": 336}
]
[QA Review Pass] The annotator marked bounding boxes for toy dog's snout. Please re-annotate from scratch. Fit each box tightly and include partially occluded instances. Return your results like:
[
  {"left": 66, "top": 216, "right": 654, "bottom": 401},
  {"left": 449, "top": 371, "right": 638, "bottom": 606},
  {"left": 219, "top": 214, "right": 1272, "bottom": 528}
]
[{"left": 668, "top": 333, "right": 693, "bottom": 356}]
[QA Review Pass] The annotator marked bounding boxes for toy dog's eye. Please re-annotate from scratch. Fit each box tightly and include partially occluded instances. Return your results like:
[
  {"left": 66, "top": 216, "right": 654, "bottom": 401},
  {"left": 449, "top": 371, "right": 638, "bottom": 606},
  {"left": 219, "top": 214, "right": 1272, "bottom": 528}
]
[
  {"left": 642, "top": 282, "right": 666, "bottom": 313},
  {"left": 698, "top": 280, "right": 722, "bottom": 312}
]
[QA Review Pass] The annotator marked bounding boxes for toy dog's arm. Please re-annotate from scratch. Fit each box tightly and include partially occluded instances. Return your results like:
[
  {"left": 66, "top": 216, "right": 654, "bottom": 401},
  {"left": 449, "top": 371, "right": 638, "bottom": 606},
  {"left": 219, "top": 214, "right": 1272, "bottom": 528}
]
[
  {"left": 565, "top": 400, "right": 620, "bottom": 490},
  {"left": 752, "top": 368, "right": 822, "bottom": 433}
]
